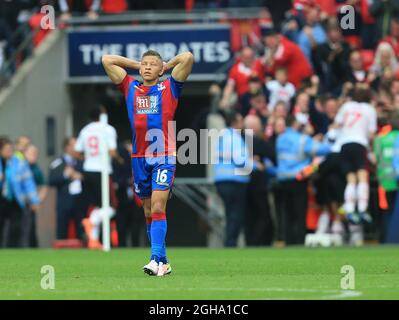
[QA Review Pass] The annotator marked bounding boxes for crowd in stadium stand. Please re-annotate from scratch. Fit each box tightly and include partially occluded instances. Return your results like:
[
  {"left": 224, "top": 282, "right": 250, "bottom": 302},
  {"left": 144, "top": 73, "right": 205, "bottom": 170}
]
[
  {"left": 211, "top": 0, "right": 399, "bottom": 247},
  {"left": 0, "top": 136, "right": 44, "bottom": 247},
  {"left": 0, "top": 134, "right": 144, "bottom": 248},
  {"left": 2, "top": 1, "right": 399, "bottom": 248}
]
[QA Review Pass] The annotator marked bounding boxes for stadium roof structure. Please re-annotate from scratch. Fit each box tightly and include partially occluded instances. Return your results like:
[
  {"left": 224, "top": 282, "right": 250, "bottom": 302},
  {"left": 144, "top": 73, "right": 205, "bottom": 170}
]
[{"left": 66, "top": 7, "right": 266, "bottom": 26}]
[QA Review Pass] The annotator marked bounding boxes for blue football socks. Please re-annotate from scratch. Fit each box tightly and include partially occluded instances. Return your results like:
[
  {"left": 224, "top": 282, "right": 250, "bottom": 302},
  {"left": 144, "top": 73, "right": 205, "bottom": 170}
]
[{"left": 150, "top": 212, "right": 167, "bottom": 263}]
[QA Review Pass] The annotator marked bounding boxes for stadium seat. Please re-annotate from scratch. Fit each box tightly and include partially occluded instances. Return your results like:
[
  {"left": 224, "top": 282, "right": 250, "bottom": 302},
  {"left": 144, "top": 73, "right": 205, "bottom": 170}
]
[
  {"left": 53, "top": 239, "right": 83, "bottom": 249},
  {"left": 344, "top": 35, "right": 362, "bottom": 49},
  {"left": 306, "top": 184, "right": 322, "bottom": 231},
  {"left": 361, "top": 49, "right": 375, "bottom": 71},
  {"left": 29, "top": 12, "right": 53, "bottom": 48},
  {"left": 67, "top": 219, "right": 78, "bottom": 239}
]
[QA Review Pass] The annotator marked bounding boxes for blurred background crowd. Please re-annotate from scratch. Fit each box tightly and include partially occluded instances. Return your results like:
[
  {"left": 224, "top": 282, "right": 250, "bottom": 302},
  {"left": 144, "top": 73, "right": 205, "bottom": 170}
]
[
  {"left": 0, "top": 133, "right": 144, "bottom": 248},
  {"left": 206, "top": 0, "right": 399, "bottom": 248}
]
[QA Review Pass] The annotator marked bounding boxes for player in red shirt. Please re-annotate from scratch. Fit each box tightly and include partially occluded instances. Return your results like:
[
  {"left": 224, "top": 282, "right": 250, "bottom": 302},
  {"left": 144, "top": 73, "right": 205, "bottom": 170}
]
[
  {"left": 220, "top": 46, "right": 265, "bottom": 108},
  {"left": 263, "top": 29, "right": 313, "bottom": 88},
  {"left": 102, "top": 50, "right": 194, "bottom": 276}
]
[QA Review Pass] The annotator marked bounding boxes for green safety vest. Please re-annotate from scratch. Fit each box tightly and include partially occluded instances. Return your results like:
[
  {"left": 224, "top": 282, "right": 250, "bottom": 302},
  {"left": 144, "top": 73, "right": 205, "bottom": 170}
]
[{"left": 373, "top": 130, "right": 399, "bottom": 192}]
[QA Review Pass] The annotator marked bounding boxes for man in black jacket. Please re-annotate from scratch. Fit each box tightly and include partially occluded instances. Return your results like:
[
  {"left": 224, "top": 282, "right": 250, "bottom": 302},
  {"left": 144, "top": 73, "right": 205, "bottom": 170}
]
[
  {"left": 112, "top": 140, "right": 143, "bottom": 247},
  {"left": 0, "top": 137, "right": 12, "bottom": 247},
  {"left": 313, "top": 23, "right": 350, "bottom": 95},
  {"left": 243, "top": 114, "right": 275, "bottom": 246},
  {"left": 49, "top": 137, "right": 84, "bottom": 239}
]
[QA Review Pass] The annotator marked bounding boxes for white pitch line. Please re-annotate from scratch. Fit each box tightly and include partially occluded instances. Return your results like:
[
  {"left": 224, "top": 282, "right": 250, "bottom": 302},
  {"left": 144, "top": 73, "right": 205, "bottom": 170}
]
[
  {"left": 3, "top": 287, "right": 362, "bottom": 299},
  {"left": 322, "top": 290, "right": 363, "bottom": 299},
  {"left": 139, "top": 287, "right": 364, "bottom": 299}
]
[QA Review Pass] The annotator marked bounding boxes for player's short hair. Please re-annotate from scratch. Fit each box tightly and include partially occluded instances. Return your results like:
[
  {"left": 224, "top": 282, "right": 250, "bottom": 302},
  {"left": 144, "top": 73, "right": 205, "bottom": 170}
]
[
  {"left": 142, "top": 50, "right": 163, "bottom": 62},
  {"left": 319, "top": 94, "right": 336, "bottom": 105},
  {"left": 90, "top": 107, "right": 102, "bottom": 121}
]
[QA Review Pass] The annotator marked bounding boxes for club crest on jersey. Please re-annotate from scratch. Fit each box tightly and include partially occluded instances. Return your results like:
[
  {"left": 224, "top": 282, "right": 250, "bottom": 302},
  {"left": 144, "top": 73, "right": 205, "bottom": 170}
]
[
  {"left": 157, "top": 83, "right": 166, "bottom": 91},
  {"left": 136, "top": 96, "right": 159, "bottom": 114}
]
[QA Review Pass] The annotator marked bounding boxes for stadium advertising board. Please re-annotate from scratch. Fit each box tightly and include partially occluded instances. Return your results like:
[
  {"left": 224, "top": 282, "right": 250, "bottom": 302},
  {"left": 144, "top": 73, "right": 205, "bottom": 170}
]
[{"left": 67, "top": 24, "right": 232, "bottom": 82}]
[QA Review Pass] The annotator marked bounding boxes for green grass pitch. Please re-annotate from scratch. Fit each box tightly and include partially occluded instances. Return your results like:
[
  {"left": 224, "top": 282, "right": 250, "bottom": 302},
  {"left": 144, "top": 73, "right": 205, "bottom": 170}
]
[{"left": 0, "top": 246, "right": 398, "bottom": 299}]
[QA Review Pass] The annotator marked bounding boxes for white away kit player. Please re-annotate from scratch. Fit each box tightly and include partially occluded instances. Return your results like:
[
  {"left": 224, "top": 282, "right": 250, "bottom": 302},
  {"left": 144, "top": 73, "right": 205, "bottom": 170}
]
[
  {"left": 74, "top": 107, "right": 119, "bottom": 250},
  {"left": 333, "top": 86, "right": 377, "bottom": 224}
]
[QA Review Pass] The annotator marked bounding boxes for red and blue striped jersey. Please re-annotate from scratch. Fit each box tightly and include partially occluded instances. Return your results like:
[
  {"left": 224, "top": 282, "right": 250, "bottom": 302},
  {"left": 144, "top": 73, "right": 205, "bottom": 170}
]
[{"left": 118, "top": 75, "right": 184, "bottom": 157}]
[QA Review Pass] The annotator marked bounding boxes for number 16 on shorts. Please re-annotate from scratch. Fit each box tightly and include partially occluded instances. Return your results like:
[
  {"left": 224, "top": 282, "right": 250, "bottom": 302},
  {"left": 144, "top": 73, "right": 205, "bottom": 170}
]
[
  {"left": 156, "top": 169, "right": 168, "bottom": 184},
  {"left": 153, "top": 167, "right": 174, "bottom": 190}
]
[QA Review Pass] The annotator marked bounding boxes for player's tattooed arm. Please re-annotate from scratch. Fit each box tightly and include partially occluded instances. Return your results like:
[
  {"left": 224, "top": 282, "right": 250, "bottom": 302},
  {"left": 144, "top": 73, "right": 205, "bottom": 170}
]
[
  {"left": 164, "top": 51, "right": 194, "bottom": 82},
  {"left": 102, "top": 55, "right": 141, "bottom": 85}
]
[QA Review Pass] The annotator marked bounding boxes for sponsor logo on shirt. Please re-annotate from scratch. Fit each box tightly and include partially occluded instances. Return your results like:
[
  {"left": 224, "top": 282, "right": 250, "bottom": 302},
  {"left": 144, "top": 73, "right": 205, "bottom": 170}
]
[{"left": 136, "top": 96, "right": 159, "bottom": 114}]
